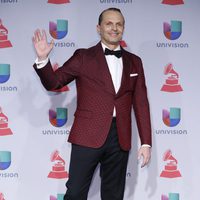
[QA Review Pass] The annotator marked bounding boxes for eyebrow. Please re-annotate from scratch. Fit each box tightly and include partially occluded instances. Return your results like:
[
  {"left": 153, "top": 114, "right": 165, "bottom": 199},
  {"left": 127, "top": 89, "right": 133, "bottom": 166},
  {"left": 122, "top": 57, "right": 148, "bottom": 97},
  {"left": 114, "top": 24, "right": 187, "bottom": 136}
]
[{"left": 105, "top": 20, "right": 123, "bottom": 24}]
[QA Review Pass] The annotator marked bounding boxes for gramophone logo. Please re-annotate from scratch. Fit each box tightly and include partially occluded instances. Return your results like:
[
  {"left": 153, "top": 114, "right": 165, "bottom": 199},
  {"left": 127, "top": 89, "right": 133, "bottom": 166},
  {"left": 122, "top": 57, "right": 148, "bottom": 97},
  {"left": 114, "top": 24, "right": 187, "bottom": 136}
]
[
  {"left": 162, "top": 0, "right": 184, "bottom": 5},
  {"left": 160, "top": 149, "right": 181, "bottom": 178},
  {"left": 164, "top": 20, "right": 182, "bottom": 40},
  {"left": 119, "top": 40, "right": 127, "bottom": 48},
  {"left": 0, "top": 107, "right": 13, "bottom": 136},
  {"left": 0, "top": 64, "right": 10, "bottom": 84},
  {"left": 49, "top": 19, "right": 68, "bottom": 40},
  {"left": 162, "top": 193, "right": 180, "bottom": 200},
  {"left": 48, "top": 0, "right": 70, "bottom": 4},
  {"left": 0, "top": 19, "right": 12, "bottom": 48},
  {"left": 163, "top": 107, "right": 180, "bottom": 127},
  {"left": 49, "top": 108, "right": 68, "bottom": 127},
  {"left": 0, "top": 192, "right": 5, "bottom": 200},
  {"left": 161, "top": 63, "right": 183, "bottom": 92},
  {"left": 0, "top": 151, "right": 11, "bottom": 170},
  {"left": 50, "top": 194, "right": 65, "bottom": 200},
  {"left": 51, "top": 63, "right": 69, "bottom": 93},
  {"left": 48, "top": 150, "right": 68, "bottom": 179}
]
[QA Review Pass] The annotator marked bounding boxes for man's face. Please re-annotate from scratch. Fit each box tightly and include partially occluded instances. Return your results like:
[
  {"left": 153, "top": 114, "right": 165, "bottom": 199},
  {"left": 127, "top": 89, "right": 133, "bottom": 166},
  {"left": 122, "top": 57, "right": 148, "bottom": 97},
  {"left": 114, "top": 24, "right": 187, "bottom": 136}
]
[{"left": 97, "top": 10, "right": 124, "bottom": 49}]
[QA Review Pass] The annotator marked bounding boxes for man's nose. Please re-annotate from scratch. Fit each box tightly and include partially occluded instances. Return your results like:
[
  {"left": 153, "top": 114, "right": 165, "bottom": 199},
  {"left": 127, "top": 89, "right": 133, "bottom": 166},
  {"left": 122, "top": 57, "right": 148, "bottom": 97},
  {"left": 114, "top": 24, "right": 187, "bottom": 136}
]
[{"left": 112, "top": 24, "right": 117, "bottom": 30}]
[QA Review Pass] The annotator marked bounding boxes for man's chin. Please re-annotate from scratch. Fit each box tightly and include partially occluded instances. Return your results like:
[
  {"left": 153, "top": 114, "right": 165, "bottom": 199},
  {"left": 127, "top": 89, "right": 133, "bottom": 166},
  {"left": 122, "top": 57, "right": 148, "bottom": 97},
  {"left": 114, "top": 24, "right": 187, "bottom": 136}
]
[{"left": 109, "top": 40, "right": 121, "bottom": 45}]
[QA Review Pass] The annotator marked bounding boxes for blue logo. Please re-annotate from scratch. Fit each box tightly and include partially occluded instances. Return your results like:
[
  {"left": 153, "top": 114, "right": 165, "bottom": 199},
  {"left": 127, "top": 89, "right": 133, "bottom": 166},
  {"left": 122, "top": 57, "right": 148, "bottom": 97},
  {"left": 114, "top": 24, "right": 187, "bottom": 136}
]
[
  {"left": 0, "top": 151, "right": 11, "bottom": 170},
  {"left": 0, "top": 64, "right": 10, "bottom": 83},
  {"left": 164, "top": 20, "right": 182, "bottom": 40},
  {"left": 162, "top": 107, "right": 181, "bottom": 127},
  {"left": 49, "top": 19, "right": 68, "bottom": 40},
  {"left": 49, "top": 108, "right": 68, "bottom": 127}
]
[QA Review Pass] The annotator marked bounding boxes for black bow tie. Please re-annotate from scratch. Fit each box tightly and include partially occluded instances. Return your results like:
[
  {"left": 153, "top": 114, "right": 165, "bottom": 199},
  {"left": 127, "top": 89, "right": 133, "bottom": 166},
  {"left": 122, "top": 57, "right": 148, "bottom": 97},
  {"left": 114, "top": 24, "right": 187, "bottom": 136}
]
[{"left": 104, "top": 48, "right": 122, "bottom": 58}]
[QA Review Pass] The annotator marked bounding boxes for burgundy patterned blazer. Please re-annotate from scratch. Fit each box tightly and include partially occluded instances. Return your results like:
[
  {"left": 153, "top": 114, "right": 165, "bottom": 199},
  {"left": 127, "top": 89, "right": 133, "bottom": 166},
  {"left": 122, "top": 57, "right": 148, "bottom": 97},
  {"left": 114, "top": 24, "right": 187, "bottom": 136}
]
[{"left": 34, "top": 42, "right": 152, "bottom": 151}]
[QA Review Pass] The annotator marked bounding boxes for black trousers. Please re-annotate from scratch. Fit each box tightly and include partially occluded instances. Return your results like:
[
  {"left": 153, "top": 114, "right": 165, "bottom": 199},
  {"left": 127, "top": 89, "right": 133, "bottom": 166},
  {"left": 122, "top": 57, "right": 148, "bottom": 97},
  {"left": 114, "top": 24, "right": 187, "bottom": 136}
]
[{"left": 64, "top": 118, "right": 129, "bottom": 200}]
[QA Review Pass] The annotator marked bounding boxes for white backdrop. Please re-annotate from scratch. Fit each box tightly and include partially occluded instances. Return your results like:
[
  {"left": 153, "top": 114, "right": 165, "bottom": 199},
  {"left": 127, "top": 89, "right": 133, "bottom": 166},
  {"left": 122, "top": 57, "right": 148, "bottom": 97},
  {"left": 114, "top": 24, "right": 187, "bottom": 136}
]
[{"left": 0, "top": 0, "right": 200, "bottom": 199}]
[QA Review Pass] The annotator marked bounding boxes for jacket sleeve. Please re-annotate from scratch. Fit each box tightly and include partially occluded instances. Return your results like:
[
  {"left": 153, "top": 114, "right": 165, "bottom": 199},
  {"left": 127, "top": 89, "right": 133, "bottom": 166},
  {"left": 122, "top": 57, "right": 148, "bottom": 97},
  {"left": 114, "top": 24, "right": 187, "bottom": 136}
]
[
  {"left": 132, "top": 56, "right": 152, "bottom": 146},
  {"left": 33, "top": 49, "right": 82, "bottom": 91}
]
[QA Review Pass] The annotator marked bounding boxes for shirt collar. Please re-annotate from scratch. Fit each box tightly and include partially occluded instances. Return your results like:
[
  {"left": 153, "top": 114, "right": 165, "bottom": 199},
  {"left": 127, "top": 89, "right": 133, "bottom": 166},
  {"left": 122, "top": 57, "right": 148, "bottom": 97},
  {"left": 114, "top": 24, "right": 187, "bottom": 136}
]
[{"left": 101, "top": 42, "right": 121, "bottom": 52}]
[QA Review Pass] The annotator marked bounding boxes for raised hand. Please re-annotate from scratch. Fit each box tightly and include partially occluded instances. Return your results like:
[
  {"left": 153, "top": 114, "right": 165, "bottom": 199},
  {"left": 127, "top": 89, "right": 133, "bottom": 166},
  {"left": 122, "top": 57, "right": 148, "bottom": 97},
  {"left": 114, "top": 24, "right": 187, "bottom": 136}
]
[{"left": 32, "top": 29, "right": 54, "bottom": 61}]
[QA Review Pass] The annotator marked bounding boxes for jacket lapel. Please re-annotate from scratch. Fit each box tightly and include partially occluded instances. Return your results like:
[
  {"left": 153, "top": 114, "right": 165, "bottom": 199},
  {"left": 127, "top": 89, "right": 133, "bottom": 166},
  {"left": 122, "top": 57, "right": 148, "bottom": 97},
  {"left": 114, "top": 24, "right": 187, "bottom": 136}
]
[
  {"left": 92, "top": 43, "right": 132, "bottom": 96},
  {"left": 116, "top": 49, "right": 132, "bottom": 97},
  {"left": 94, "top": 43, "right": 115, "bottom": 95}
]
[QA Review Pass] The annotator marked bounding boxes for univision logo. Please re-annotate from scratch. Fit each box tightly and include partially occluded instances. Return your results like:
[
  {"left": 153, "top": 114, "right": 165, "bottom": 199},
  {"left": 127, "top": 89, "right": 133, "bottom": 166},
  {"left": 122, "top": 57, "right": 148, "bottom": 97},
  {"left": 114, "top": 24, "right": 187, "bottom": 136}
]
[
  {"left": 50, "top": 194, "right": 65, "bottom": 200},
  {"left": 162, "top": 107, "right": 180, "bottom": 127},
  {"left": 49, "top": 108, "right": 68, "bottom": 127},
  {"left": 0, "top": 151, "right": 11, "bottom": 170},
  {"left": 0, "top": 151, "right": 19, "bottom": 178},
  {"left": 164, "top": 20, "right": 182, "bottom": 40},
  {"left": 0, "top": 64, "right": 10, "bottom": 83},
  {"left": 161, "top": 193, "right": 179, "bottom": 200},
  {"left": 156, "top": 20, "right": 188, "bottom": 48},
  {"left": 49, "top": 19, "right": 68, "bottom": 40}
]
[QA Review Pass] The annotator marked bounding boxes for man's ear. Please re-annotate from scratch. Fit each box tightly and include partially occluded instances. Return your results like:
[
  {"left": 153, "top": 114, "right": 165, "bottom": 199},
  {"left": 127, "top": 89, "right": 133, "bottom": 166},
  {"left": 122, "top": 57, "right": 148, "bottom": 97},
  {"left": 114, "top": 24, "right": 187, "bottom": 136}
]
[{"left": 96, "top": 25, "right": 100, "bottom": 34}]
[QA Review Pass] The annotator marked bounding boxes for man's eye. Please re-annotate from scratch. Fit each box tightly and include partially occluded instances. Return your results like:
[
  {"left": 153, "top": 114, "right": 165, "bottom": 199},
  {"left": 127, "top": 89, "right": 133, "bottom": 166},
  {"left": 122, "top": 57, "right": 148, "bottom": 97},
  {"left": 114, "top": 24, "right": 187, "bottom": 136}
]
[
  {"left": 117, "top": 23, "right": 123, "bottom": 27},
  {"left": 106, "top": 22, "right": 112, "bottom": 26}
]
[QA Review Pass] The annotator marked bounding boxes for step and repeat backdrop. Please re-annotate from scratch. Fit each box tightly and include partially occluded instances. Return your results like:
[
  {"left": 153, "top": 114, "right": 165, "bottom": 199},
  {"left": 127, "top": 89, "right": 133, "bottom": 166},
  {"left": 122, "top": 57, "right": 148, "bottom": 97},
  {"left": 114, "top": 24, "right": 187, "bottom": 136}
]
[{"left": 0, "top": 0, "right": 200, "bottom": 199}]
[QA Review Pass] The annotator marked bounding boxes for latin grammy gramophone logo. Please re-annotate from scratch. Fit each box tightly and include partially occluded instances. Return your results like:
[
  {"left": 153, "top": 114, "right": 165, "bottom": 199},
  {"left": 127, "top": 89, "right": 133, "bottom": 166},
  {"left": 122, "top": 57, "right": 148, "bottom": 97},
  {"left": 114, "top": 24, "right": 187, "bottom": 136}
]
[
  {"left": 51, "top": 63, "right": 69, "bottom": 93},
  {"left": 0, "top": 19, "right": 12, "bottom": 48},
  {"left": 161, "top": 63, "right": 183, "bottom": 92},
  {"left": 48, "top": 0, "right": 70, "bottom": 4},
  {"left": 0, "top": 192, "right": 5, "bottom": 200},
  {"left": 0, "top": 107, "right": 13, "bottom": 136},
  {"left": 48, "top": 150, "right": 68, "bottom": 179},
  {"left": 162, "top": 0, "right": 184, "bottom": 5},
  {"left": 119, "top": 40, "right": 127, "bottom": 48},
  {"left": 160, "top": 149, "right": 181, "bottom": 178}
]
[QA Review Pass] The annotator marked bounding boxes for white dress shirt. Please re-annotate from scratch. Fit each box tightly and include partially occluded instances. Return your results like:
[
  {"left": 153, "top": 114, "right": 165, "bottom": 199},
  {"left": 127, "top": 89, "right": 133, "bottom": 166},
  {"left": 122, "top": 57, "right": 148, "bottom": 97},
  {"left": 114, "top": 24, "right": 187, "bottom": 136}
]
[{"left": 101, "top": 43, "right": 123, "bottom": 116}]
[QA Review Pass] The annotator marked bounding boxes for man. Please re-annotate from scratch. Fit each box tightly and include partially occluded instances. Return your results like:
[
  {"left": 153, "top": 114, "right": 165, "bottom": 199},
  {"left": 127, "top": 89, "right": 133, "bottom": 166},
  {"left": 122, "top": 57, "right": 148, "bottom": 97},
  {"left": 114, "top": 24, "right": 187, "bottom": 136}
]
[{"left": 32, "top": 7, "right": 152, "bottom": 200}]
